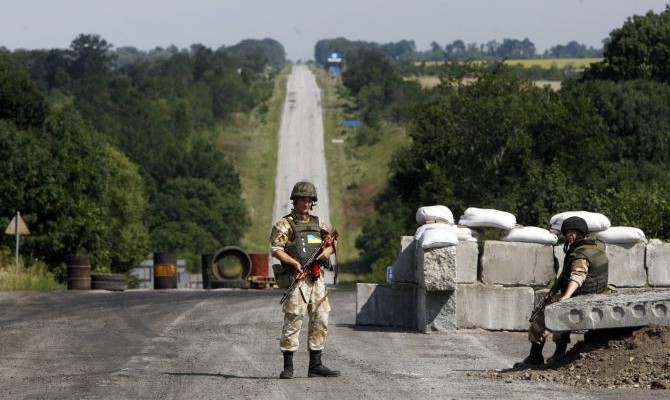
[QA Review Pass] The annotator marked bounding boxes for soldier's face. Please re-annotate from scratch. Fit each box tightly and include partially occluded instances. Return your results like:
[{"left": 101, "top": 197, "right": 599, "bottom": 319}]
[
  {"left": 565, "top": 229, "right": 583, "bottom": 244},
  {"left": 293, "top": 196, "right": 314, "bottom": 214}
]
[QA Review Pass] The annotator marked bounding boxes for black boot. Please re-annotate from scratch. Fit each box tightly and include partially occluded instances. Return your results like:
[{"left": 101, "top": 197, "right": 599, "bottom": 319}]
[
  {"left": 308, "top": 350, "right": 340, "bottom": 377},
  {"left": 513, "top": 342, "right": 544, "bottom": 368},
  {"left": 547, "top": 342, "right": 568, "bottom": 363},
  {"left": 279, "top": 351, "right": 294, "bottom": 379}
]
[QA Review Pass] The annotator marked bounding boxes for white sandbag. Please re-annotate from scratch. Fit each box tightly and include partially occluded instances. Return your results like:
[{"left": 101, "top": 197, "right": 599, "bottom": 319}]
[
  {"left": 550, "top": 211, "right": 611, "bottom": 233},
  {"left": 416, "top": 205, "right": 454, "bottom": 225},
  {"left": 454, "top": 226, "right": 479, "bottom": 242},
  {"left": 500, "top": 226, "right": 558, "bottom": 245},
  {"left": 458, "top": 207, "right": 516, "bottom": 230},
  {"left": 414, "top": 222, "right": 453, "bottom": 241},
  {"left": 419, "top": 228, "right": 459, "bottom": 249},
  {"left": 595, "top": 227, "right": 646, "bottom": 244}
]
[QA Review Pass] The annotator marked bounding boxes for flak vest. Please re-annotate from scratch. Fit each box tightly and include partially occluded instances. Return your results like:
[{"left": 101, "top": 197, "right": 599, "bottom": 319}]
[
  {"left": 560, "top": 239, "right": 609, "bottom": 296},
  {"left": 283, "top": 214, "right": 323, "bottom": 267}
]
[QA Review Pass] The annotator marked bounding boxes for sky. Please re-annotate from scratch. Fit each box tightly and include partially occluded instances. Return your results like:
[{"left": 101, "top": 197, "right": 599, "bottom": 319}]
[{"left": 1, "top": 1, "right": 668, "bottom": 61}]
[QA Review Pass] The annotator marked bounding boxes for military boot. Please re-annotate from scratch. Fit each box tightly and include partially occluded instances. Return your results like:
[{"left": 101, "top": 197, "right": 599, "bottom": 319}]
[
  {"left": 308, "top": 350, "right": 340, "bottom": 377},
  {"left": 547, "top": 341, "right": 568, "bottom": 364},
  {"left": 279, "top": 351, "right": 294, "bottom": 379},
  {"left": 513, "top": 342, "right": 544, "bottom": 368}
]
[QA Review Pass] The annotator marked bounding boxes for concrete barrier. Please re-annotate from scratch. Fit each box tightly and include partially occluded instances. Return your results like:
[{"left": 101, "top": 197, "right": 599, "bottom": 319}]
[
  {"left": 417, "top": 245, "right": 457, "bottom": 291},
  {"left": 646, "top": 239, "right": 670, "bottom": 286},
  {"left": 391, "top": 236, "right": 417, "bottom": 284},
  {"left": 355, "top": 283, "right": 423, "bottom": 329},
  {"left": 456, "top": 241, "right": 478, "bottom": 284},
  {"left": 480, "top": 241, "right": 554, "bottom": 286},
  {"left": 456, "top": 284, "right": 534, "bottom": 331},
  {"left": 423, "top": 290, "right": 456, "bottom": 332},
  {"left": 545, "top": 289, "right": 670, "bottom": 331},
  {"left": 606, "top": 242, "right": 647, "bottom": 287}
]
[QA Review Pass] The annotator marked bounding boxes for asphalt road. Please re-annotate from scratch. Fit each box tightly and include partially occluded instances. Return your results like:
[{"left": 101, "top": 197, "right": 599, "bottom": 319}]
[
  {"left": 0, "top": 288, "right": 659, "bottom": 400},
  {"left": 270, "top": 64, "right": 334, "bottom": 283}
]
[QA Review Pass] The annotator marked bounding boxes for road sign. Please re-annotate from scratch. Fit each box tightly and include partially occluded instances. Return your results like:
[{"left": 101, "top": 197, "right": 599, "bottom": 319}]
[
  {"left": 327, "top": 52, "right": 342, "bottom": 63},
  {"left": 5, "top": 213, "right": 29, "bottom": 235},
  {"left": 342, "top": 120, "right": 361, "bottom": 127}
]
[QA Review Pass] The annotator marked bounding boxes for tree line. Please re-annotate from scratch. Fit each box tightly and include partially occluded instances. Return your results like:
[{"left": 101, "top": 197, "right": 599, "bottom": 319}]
[
  {"left": 329, "top": 7, "right": 670, "bottom": 276},
  {"left": 315, "top": 37, "right": 602, "bottom": 65},
  {"left": 0, "top": 34, "right": 286, "bottom": 277}
]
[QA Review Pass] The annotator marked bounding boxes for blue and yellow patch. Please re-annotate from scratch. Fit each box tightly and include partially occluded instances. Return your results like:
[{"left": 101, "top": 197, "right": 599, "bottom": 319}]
[{"left": 307, "top": 234, "right": 322, "bottom": 244}]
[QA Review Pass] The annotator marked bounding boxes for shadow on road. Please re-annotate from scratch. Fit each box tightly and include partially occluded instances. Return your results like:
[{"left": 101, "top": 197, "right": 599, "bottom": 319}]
[{"left": 334, "top": 323, "right": 418, "bottom": 333}]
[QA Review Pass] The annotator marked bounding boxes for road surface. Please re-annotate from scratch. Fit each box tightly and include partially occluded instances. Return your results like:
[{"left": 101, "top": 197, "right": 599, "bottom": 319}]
[
  {"left": 0, "top": 288, "right": 658, "bottom": 399},
  {"left": 271, "top": 64, "right": 334, "bottom": 282}
]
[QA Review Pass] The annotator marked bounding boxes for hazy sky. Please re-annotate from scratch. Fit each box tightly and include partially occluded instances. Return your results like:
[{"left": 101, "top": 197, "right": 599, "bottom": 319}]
[{"left": 1, "top": 1, "right": 667, "bottom": 61}]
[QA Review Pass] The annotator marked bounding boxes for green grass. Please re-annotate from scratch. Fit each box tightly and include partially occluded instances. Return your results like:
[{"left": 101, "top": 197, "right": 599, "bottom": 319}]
[
  {"left": 311, "top": 65, "right": 409, "bottom": 279},
  {"left": 217, "top": 66, "right": 289, "bottom": 253},
  {"left": 0, "top": 262, "right": 63, "bottom": 291}
]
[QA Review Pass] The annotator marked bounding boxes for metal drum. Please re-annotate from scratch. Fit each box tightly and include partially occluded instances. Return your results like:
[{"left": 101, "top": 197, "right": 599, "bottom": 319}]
[
  {"left": 211, "top": 246, "right": 251, "bottom": 289},
  {"left": 249, "top": 253, "right": 269, "bottom": 288},
  {"left": 201, "top": 253, "right": 213, "bottom": 289},
  {"left": 67, "top": 255, "right": 91, "bottom": 290},
  {"left": 153, "top": 252, "right": 177, "bottom": 289}
]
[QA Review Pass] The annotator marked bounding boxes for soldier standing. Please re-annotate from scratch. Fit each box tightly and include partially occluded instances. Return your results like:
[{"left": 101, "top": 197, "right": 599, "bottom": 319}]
[
  {"left": 514, "top": 216, "right": 609, "bottom": 367},
  {"left": 270, "top": 181, "right": 340, "bottom": 379}
]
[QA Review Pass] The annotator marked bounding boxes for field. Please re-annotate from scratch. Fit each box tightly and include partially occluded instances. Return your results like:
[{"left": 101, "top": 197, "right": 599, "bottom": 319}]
[
  {"left": 417, "top": 58, "right": 602, "bottom": 69},
  {"left": 408, "top": 75, "right": 562, "bottom": 90}
]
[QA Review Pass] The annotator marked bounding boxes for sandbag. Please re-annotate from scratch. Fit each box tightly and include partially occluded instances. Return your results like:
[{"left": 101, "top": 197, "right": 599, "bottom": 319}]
[
  {"left": 458, "top": 207, "right": 516, "bottom": 230},
  {"left": 414, "top": 222, "right": 453, "bottom": 241},
  {"left": 419, "top": 228, "right": 458, "bottom": 249},
  {"left": 550, "top": 211, "right": 611, "bottom": 233},
  {"left": 595, "top": 226, "right": 646, "bottom": 244},
  {"left": 454, "top": 226, "right": 479, "bottom": 242},
  {"left": 500, "top": 226, "right": 557, "bottom": 245},
  {"left": 416, "top": 205, "right": 454, "bottom": 225}
]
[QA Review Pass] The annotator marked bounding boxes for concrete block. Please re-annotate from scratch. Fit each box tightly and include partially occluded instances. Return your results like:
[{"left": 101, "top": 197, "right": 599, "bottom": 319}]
[
  {"left": 416, "top": 246, "right": 457, "bottom": 291},
  {"left": 423, "top": 290, "right": 456, "bottom": 332},
  {"left": 545, "top": 289, "right": 670, "bottom": 331},
  {"left": 480, "top": 241, "right": 554, "bottom": 286},
  {"left": 391, "top": 236, "right": 417, "bottom": 284},
  {"left": 606, "top": 242, "right": 647, "bottom": 287},
  {"left": 646, "top": 239, "right": 670, "bottom": 286},
  {"left": 456, "top": 241, "right": 478, "bottom": 284},
  {"left": 355, "top": 283, "right": 423, "bottom": 329},
  {"left": 554, "top": 245, "right": 565, "bottom": 278},
  {"left": 455, "top": 284, "right": 534, "bottom": 331}
]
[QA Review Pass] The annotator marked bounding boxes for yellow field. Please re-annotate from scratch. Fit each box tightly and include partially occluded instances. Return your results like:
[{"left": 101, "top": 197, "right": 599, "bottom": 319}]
[
  {"left": 417, "top": 58, "right": 602, "bottom": 69},
  {"left": 407, "top": 76, "right": 562, "bottom": 90}
]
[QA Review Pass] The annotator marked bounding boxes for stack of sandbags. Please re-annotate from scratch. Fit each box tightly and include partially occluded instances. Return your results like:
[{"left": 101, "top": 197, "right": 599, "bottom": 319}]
[
  {"left": 458, "top": 207, "right": 516, "bottom": 230},
  {"left": 549, "top": 211, "right": 611, "bottom": 233},
  {"left": 414, "top": 206, "right": 458, "bottom": 249}
]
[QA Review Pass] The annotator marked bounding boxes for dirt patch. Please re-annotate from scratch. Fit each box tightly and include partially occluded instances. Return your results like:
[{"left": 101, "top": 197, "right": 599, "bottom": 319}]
[{"left": 479, "top": 325, "right": 670, "bottom": 390}]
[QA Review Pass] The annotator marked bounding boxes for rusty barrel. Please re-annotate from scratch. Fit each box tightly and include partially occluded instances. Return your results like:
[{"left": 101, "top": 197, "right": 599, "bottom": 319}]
[
  {"left": 249, "top": 253, "right": 269, "bottom": 288},
  {"left": 201, "top": 253, "right": 213, "bottom": 289},
  {"left": 154, "top": 252, "right": 177, "bottom": 289},
  {"left": 67, "top": 255, "right": 91, "bottom": 290}
]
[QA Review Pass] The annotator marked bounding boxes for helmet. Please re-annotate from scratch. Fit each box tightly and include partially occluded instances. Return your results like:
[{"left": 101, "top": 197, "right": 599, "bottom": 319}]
[
  {"left": 290, "top": 181, "right": 317, "bottom": 201},
  {"left": 561, "top": 216, "right": 589, "bottom": 235}
]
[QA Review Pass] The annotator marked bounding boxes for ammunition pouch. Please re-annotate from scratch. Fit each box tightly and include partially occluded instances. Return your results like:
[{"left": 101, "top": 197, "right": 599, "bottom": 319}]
[{"left": 273, "top": 264, "right": 293, "bottom": 289}]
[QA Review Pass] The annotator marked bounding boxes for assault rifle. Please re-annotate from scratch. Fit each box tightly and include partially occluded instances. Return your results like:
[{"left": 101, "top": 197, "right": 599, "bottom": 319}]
[
  {"left": 279, "top": 229, "right": 337, "bottom": 305},
  {"left": 528, "top": 284, "right": 559, "bottom": 323}
]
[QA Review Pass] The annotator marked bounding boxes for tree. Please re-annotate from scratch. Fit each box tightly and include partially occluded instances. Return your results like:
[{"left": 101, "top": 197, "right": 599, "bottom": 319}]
[
  {"left": 583, "top": 6, "right": 670, "bottom": 82},
  {"left": 67, "top": 34, "right": 114, "bottom": 80},
  {"left": 0, "top": 55, "right": 47, "bottom": 129}
]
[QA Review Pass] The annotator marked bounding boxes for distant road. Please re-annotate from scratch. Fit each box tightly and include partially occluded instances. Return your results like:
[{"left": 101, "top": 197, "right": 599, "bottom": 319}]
[{"left": 271, "top": 64, "right": 334, "bottom": 282}]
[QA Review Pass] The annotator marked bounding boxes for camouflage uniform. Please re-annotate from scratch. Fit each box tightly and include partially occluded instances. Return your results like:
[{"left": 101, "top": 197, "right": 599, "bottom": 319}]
[{"left": 270, "top": 214, "right": 332, "bottom": 352}]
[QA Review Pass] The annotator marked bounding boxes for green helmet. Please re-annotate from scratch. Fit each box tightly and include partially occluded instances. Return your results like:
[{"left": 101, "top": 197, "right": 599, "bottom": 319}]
[{"left": 290, "top": 181, "right": 317, "bottom": 201}]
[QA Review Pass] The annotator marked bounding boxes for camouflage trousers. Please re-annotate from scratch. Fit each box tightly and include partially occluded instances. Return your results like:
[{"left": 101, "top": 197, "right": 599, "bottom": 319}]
[
  {"left": 528, "top": 298, "right": 570, "bottom": 345},
  {"left": 280, "top": 276, "right": 331, "bottom": 352}
]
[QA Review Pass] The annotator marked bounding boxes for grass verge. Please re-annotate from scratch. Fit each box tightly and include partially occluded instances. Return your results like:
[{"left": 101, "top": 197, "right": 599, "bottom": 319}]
[
  {"left": 0, "top": 262, "right": 63, "bottom": 291},
  {"left": 217, "top": 66, "right": 289, "bottom": 253}
]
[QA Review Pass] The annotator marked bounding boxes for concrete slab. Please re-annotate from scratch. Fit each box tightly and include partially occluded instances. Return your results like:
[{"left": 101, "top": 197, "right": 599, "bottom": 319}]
[
  {"left": 456, "top": 241, "right": 478, "bottom": 284},
  {"left": 545, "top": 289, "right": 670, "bottom": 331},
  {"left": 355, "top": 283, "right": 423, "bottom": 329},
  {"left": 391, "top": 236, "right": 417, "bottom": 284},
  {"left": 455, "top": 284, "right": 534, "bottom": 331},
  {"left": 606, "top": 242, "right": 647, "bottom": 287},
  {"left": 480, "top": 241, "right": 554, "bottom": 286},
  {"left": 417, "top": 246, "right": 457, "bottom": 291},
  {"left": 423, "top": 290, "right": 456, "bottom": 333},
  {"left": 646, "top": 239, "right": 670, "bottom": 286}
]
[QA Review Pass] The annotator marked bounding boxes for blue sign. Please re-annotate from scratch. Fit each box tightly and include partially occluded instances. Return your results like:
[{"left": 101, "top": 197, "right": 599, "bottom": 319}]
[
  {"left": 328, "top": 66, "right": 341, "bottom": 75},
  {"left": 342, "top": 120, "right": 361, "bottom": 127},
  {"left": 327, "top": 52, "right": 342, "bottom": 63}
]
